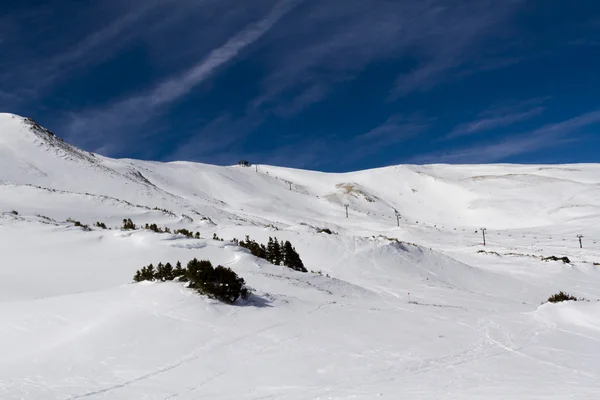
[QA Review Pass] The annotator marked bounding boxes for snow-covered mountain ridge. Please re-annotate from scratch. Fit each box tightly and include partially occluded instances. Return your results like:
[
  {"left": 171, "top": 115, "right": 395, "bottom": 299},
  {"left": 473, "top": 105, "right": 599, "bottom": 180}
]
[
  {"left": 2, "top": 112, "right": 600, "bottom": 231},
  {"left": 2, "top": 112, "right": 600, "bottom": 399}
]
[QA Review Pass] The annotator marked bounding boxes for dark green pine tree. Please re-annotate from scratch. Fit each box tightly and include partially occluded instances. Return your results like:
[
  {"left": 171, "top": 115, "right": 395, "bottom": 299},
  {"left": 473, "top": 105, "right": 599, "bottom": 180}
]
[
  {"left": 173, "top": 261, "right": 186, "bottom": 280},
  {"left": 266, "top": 237, "right": 275, "bottom": 263},
  {"left": 136, "top": 264, "right": 155, "bottom": 281},
  {"left": 272, "top": 238, "right": 283, "bottom": 266},
  {"left": 133, "top": 269, "right": 143, "bottom": 282},
  {"left": 155, "top": 262, "right": 166, "bottom": 281},
  {"left": 147, "top": 264, "right": 156, "bottom": 280},
  {"left": 210, "top": 265, "right": 249, "bottom": 303},
  {"left": 259, "top": 243, "right": 266, "bottom": 258},
  {"left": 282, "top": 241, "right": 307, "bottom": 272},
  {"left": 163, "top": 262, "right": 174, "bottom": 280},
  {"left": 282, "top": 240, "right": 292, "bottom": 267},
  {"left": 186, "top": 258, "right": 214, "bottom": 288}
]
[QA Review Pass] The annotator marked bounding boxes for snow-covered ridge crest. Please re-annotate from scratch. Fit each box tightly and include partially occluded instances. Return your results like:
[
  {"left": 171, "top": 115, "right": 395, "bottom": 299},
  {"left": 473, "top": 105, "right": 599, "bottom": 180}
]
[
  {"left": 0, "top": 113, "right": 177, "bottom": 196},
  {"left": 22, "top": 115, "right": 103, "bottom": 165},
  {"left": 3, "top": 112, "right": 600, "bottom": 230}
]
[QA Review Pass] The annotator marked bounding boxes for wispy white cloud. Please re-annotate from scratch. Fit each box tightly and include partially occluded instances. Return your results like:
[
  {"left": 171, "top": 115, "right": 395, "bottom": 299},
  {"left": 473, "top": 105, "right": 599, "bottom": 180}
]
[
  {"left": 563, "top": 17, "right": 600, "bottom": 47},
  {"left": 65, "top": 0, "right": 301, "bottom": 152},
  {"left": 271, "top": 83, "right": 330, "bottom": 117},
  {"left": 356, "top": 115, "right": 430, "bottom": 143},
  {"left": 251, "top": 139, "right": 332, "bottom": 169},
  {"left": 530, "top": 109, "right": 600, "bottom": 136},
  {"left": 392, "top": 1, "right": 524, "bottom": 97},
  {"left": 412, "top": 109, "right": 600, "bottom": 164},
  {"left": 3, "top": 0, "right": 569, "bottom": 169},
  {"left": 218, "top": 114, "right": 433, "bottom": 169},
  {"left": 448, "top": 106, "right": 545, "bottom": 138},
  {"left": 160, "top": 1, "right": 524, "bottom": 166},
  {"left": 339, "top": 114, "right": 433, "bottom": 164},
  {"left": 146, "top": 0, "right": 299, "bottom": 108},
  {"left": 247, "top": 0, "right": 525, "bottom": 116},
  {"left": 44, "top": 2, "right": 162, "bottom": 75},
  {"left": 167, "top": 113, "right": 264, "bottom": 162},
  {"left": 0, "top": 1, "right": 175, "bottom": 105},
  {"left": 0, "top": 90, "right": 17, "bottom": 102}
]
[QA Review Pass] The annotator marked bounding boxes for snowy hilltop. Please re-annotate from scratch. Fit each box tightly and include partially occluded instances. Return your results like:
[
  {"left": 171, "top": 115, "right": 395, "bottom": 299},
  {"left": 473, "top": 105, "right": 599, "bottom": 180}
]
[{"left": 2, "top": 112, "right": 600, "bottom": 399}]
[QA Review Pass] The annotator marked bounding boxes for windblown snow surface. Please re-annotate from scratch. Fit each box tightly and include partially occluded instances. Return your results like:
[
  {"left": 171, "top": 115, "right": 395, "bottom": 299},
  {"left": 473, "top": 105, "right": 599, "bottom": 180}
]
[{"left": 1, "top": 112, "right": 600, "bottom": 399}]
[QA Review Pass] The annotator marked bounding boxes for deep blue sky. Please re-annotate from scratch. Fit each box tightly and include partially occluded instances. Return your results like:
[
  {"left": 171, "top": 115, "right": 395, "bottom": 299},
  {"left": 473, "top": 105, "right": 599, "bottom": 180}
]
[{"left": 1, "top": 0, "right": 600, "bottom": 171}]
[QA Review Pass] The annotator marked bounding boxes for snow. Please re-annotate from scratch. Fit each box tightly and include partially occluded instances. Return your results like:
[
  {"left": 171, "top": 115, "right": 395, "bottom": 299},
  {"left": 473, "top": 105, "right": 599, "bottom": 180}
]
[{"left": 2, "top": 113, "right": 600, "bottom": 398}]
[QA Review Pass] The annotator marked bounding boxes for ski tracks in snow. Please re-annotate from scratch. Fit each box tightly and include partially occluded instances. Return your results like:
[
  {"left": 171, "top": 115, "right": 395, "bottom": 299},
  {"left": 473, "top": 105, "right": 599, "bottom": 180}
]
[
  {"left": 63, "top": 297, "right": 337, "bottom": 399},
  {"left": 64, "top": 321, "right": 289, "bottom": 399}
]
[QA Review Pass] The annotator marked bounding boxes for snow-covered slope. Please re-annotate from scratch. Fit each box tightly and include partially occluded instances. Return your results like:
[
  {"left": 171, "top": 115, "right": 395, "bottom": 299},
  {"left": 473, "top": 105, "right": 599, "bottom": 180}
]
[{"left": 2, "top": 113, "right": 600, "bottom": 399}]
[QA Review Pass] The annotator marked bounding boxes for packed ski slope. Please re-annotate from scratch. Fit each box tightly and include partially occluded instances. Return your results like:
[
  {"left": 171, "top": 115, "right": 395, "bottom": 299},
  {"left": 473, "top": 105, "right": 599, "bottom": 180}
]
[{"left": 1, "top": 112, "right": 600, "bottom": 399}]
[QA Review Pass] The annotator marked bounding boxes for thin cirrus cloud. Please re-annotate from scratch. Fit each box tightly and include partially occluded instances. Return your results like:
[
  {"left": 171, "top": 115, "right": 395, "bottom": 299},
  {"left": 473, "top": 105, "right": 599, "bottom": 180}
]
[
  {"left": 356, "top": 115, "right": 431, "bottom": 144},
  {"left": 65, "top": 0, "right": 303, "bottom": 152},
  {"left": 252, "top": 0, "right": 524, "bottom": 116},
  {"left": 171, "top": 113, "right": 432, "bottom": 169},
  {"left": 338, "top": 115, "right": 433, "bottom": 165},
  {"left": 173, "top": 0, "right": 525, "bottom": 165},
  {"left": 391, "top": 0, "right": 524, "bottom": 98},
  {"left": 5, "top": 0, "right": 547, "bottom": 168},
  {"left": 48, "top": 4, "right": 158, "bottom": 69},
  {"left": 249, "top": 115, "right": 432, "bottom": 169},
  {"left": 412, "top": 108, "right": 600, "bottom": 164},
  {"left": 448, "top": 106, "right": 546, "bottom": 138},
  {"left": 168, "top": 113, "right": 264, "bottom": 162},
  {"left": 0, "top": 0, "right": 169, "bottom": 98}
]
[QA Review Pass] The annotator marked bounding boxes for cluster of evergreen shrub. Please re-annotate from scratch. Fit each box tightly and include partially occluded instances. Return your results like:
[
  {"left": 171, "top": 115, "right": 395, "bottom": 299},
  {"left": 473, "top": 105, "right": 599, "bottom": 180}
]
[
  {"left": 477, "top": 249, "right": 501, "bottom": 256},
  {"left": 152, "top": 207, "right": 176, "bottom": 216},
  {"left": 134, "top": 261, "right": 185, "bottom": 282},
  {"left": 317, "top": 228, "right": 335, "bottom": 235},
  {"left": 119, "top": 218, "right": 202, "bottom": 238},
  {"left": 232, "top": 235, "right": 307, "bottom": 272},
  {"left": 95, "top": 221, "right": 107, "bottom": 229},
  {"left": 174, "top": 228, "right": 200, "bottom": 239},
  {"left": 35, "top": 214, "right": 56, "bottom": 224},
  {"left": 233, "top": 235, "right": 265, "bottom": 258},
  {"left": 213, "top": 233, "right": 224, "bottom": 241},
  {"left": 133, "top": 259, "right": 249, "bottom": 304},
  {"left": 541, "top": 255, "right": 571, "bottom": 264},
  {"left": 122, "top": 218, "right": 136, "bottom": 230},
  {"left": 67, "top": 217, "right": 91, "bottom": 231},
  {"left": 144, "top": 223, "right": 171, "bottom": 233},
  {"left": 546, "top": 291, "right": 581, "bottom": 303},
  {"left": 186, "top": 259, "right": 249, "bottom": 303}
]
